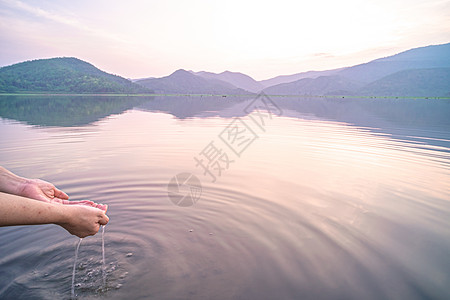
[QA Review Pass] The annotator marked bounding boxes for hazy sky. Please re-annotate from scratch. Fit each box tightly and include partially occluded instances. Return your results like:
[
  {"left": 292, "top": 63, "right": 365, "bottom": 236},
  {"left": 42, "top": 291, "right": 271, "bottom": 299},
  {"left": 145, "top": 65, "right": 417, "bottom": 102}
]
[{"left": 0, "top": 0, "right": 449, "bottom": 80}]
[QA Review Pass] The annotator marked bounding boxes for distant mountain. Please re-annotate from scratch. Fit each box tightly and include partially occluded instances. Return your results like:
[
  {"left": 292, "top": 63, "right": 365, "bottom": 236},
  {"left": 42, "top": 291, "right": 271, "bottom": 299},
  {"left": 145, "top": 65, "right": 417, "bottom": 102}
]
[
  {"left": 263, "top": 43, "right": 450, "bottom": 97},
  {"left": 358, "top": 68, "right": 450, "bottom": 97},
  {"left": 337, "top": 43, "right": 450, "bottom": 83},
  {"left": 192, "top": 70, "right": 263, "bottom": 92},
  {"left": 259, "top": 68, "right": 345, "bottom": 88},
  {"left": 263, "top": 75, "right": 363, "bottom": 96},
  {"left": 260, "top": 43, "right": 450, "bottom": 90},
  {"left": 4, "top": 42, "right": 446, "bottom": 96},
  {"left": 0, "top": 57, "right": 150, "bottom": 94},
  {"left": 135, "top": 69, "right": 250, "bottom": 94}
]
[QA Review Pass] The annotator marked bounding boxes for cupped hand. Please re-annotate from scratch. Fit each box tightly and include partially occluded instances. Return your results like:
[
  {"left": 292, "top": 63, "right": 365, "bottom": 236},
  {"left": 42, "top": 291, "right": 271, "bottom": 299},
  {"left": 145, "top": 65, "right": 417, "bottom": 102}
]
[
  {"left": 19, "top": 179, "right": 106, "bottom": 209},
  {"left": 20, "top": 178, "right": 69, "bottom": 202},
  {"left": 58, "top": 204, "right": 109, "bottom": 238}
]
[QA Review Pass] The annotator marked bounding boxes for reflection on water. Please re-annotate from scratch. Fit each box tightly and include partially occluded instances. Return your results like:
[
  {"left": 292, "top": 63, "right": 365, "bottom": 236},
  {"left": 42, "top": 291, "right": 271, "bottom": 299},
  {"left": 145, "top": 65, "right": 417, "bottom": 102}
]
[
  {"left": 0, "top": 95, "right": 154, "bottom": 127},
  {"left": 0, "top": 95, "right": 449, "bottom": 299}
]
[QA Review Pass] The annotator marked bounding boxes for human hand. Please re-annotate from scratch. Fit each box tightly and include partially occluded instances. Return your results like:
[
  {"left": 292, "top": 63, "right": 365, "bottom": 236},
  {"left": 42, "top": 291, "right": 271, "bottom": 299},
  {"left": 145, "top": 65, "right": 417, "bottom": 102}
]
[
  {"left": 58, "top": 205, "right": 109, "bottom": 238},
  {"left": 20, "top": 178, "right": 69, "bottom": 202},
  {"left": 19, "top": 178, "right": 105, "bottom": 209}
]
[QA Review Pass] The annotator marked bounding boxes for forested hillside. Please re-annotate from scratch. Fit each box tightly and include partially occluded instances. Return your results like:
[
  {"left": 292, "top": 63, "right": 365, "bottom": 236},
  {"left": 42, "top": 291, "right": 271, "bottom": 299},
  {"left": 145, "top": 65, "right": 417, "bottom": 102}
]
[{"left": 0, "top": 57, "right": 150, "bottom": 94}]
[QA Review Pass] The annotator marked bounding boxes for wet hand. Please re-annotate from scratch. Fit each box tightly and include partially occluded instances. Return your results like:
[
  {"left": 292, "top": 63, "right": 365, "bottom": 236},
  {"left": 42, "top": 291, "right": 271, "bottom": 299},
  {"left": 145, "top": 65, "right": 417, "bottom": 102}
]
[{"left": 58, "top": 204, "right": 109, "bottom": 238}]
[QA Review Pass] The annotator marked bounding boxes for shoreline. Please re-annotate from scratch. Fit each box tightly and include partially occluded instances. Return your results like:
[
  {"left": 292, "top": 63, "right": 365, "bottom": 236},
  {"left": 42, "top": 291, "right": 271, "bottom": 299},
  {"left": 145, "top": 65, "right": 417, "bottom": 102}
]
[{"left": 0, "top": 93, "right": 448, "bottom": 100}]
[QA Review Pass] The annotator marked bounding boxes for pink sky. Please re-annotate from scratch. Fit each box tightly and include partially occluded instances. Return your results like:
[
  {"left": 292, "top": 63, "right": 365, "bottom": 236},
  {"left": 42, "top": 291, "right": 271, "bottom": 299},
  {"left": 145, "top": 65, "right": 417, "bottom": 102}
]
[{"left": 0, "top": 0, "right": 449, "bottom": 80}]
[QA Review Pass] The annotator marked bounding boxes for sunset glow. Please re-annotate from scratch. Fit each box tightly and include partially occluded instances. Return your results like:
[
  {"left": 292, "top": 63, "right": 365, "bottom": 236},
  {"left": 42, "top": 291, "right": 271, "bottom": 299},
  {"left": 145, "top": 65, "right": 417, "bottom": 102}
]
[{"left": 0, "top": 0, "right": 449, "bottom": 79}]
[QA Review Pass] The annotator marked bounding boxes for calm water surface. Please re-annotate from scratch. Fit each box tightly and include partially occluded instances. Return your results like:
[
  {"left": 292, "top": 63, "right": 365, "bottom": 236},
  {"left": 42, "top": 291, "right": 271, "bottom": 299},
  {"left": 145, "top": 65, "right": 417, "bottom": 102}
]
[{"left": 0, "top": 95, "right": 449, "bottom": 299}]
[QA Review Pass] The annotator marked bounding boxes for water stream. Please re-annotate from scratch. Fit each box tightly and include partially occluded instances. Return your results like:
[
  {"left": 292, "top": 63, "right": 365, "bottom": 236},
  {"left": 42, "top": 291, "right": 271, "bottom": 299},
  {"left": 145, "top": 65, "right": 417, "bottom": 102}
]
[
  {"left": 71, "top": 238, "right": 83, "bottom": 299},
  {"left": 102, "top": 225, "right": 106, "bottom": 290}
]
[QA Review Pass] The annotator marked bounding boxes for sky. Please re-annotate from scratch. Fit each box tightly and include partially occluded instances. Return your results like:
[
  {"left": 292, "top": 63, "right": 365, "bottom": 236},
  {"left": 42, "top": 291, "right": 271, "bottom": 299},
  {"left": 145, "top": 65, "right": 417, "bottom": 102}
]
[{"left": 0, "top": 0, "right": 449, "bottom": 80}]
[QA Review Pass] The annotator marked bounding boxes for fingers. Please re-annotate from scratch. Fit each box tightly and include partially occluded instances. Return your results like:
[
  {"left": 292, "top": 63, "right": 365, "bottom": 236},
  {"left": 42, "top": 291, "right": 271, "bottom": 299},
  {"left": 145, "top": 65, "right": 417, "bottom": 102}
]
[
  {"left": 54, "top": 188, "right": 69, "bottom": 200},
  {"left": 96, "top": 203, "right": 108, "bottom": 212},
  {"left": 65, "top": 200, "right": 95, "bottom": 206},
  {"left": 67, "top": 201, "right": 107, "bottom": 212},
  {"left": 99, "top": 212, "right": 109, "bottom": 226},
  {"left": 59, "top": 205, "right": 109, "bottom": 238}
]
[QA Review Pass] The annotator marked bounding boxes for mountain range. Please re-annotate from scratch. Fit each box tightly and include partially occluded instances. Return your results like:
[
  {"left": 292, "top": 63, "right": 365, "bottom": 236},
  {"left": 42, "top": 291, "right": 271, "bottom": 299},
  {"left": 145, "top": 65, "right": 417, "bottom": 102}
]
[
  {"left": 0, "top": 42, "right": 449, "bottom": 97},
  {"left": 261, "top": 43, "right": 450, "bottom": 97},
  {"left": 133, "top": 42, "right": 450, "bottom": 97},
  {"left": 259, "top": 68, "right": 345, "bottom": 88},
  {"left": 190, "top": 70, "right": 264, "bottom": 93},
  {"left": 135, "top": 69, "right": 250, "bottom": 95}
]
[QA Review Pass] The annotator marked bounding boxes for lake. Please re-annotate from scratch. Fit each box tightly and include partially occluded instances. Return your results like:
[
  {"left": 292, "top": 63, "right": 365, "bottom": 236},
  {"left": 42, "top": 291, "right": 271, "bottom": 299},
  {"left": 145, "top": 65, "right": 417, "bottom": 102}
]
[{"left": 0, "top": 95, "right": 449, "bottom": 299}]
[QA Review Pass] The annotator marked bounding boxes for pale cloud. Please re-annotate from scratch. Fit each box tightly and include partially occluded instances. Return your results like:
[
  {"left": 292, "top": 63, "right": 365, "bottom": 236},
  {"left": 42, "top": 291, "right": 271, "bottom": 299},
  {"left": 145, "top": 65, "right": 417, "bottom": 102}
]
[{"left": 1, "top": 0, "right": 129, "bottom": 44}]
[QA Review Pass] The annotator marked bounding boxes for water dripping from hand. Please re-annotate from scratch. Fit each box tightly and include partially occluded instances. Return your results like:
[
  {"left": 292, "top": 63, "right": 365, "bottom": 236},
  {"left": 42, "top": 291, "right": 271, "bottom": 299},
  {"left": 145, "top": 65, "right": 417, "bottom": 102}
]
[{"left": 71, "top": 238, "right": 83, "bottom": 299}]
